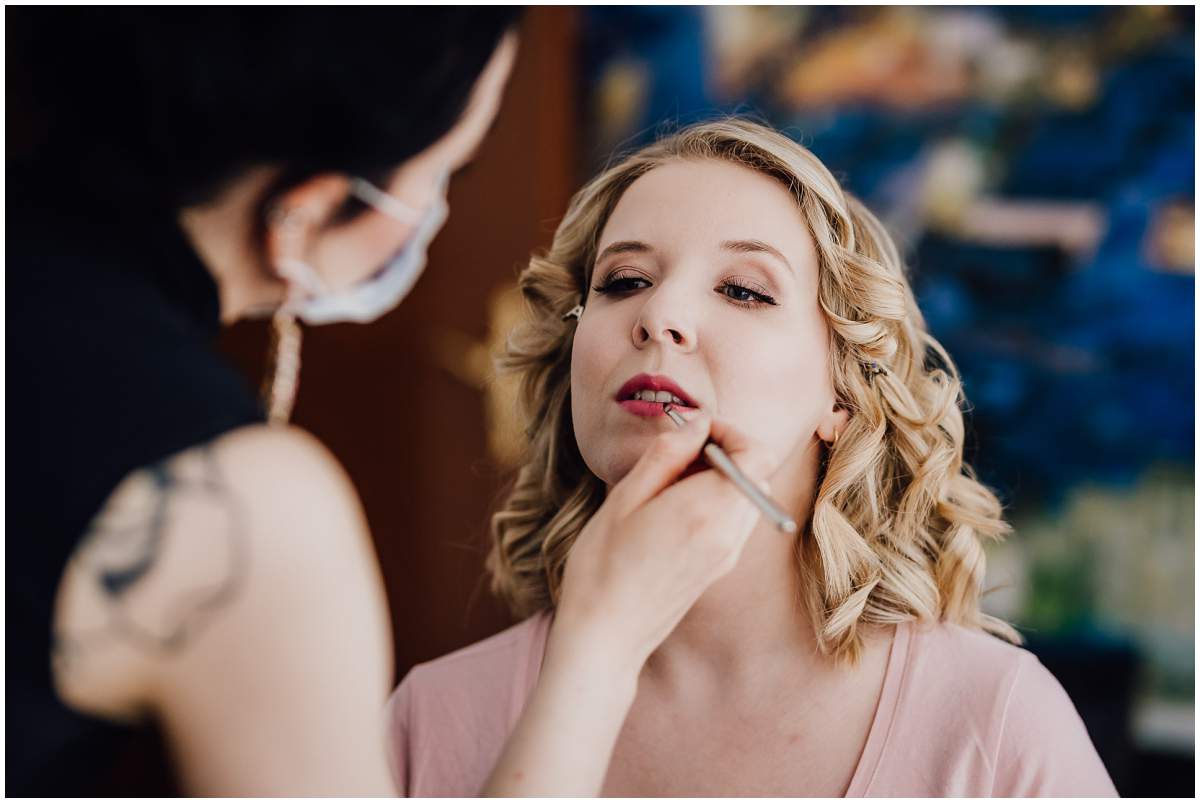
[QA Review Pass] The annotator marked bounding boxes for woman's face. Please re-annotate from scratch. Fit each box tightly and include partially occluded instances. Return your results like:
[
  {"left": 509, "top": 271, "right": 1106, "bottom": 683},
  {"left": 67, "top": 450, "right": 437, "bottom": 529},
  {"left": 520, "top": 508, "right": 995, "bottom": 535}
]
[{"left": 570, "top": 158, "right": 840, "bottom": 487}]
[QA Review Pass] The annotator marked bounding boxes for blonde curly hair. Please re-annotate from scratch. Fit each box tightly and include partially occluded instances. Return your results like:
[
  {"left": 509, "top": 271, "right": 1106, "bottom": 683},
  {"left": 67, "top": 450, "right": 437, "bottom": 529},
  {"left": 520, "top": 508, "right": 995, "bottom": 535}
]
[{"left": 487, "top": 118, "right": 1019, "bottom": 662}]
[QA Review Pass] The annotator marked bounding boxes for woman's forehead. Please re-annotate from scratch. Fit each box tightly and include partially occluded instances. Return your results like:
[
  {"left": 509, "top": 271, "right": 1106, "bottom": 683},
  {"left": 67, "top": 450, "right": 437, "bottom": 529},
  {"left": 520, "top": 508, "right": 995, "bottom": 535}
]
[
  {"left": 597, "top": 159, "right": 817, "bottom": 275},
  {"left": 601, "top": 160, "right": 811, "bottom": 252}
]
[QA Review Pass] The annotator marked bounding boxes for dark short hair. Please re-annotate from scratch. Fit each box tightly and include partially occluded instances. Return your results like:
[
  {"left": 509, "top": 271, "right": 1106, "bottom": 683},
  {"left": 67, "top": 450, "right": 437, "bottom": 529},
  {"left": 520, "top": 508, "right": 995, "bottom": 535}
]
[{"left": 8, "top": 7, "right": 521, "bottom": 211}]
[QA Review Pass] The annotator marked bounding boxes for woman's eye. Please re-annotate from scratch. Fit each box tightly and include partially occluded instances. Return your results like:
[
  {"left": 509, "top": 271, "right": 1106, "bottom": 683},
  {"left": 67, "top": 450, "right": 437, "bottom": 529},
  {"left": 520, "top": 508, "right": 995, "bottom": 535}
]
[
  {"left": 718, "top": 281, "right": 777, "bottom": 307},
  {"left": 593, "top": 272, "right": 651, "bottom": 294}
]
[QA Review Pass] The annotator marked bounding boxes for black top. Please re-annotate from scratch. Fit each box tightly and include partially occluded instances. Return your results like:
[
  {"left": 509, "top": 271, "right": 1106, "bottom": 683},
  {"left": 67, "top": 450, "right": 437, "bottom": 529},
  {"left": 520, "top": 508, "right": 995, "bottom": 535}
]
[{"left": 6, "top": 175, "right": 264, "bottom": 794}]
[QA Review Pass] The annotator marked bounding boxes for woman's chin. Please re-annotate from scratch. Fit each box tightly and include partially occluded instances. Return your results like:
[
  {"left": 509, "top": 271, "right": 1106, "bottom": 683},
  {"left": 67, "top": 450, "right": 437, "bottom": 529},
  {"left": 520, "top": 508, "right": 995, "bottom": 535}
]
[{"left": 589, "top": 440, "right": 709, "bottom": 488}]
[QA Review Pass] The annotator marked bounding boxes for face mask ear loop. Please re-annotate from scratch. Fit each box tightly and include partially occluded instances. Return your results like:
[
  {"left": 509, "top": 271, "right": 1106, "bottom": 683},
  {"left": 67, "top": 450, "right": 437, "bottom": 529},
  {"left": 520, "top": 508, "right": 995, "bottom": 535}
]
[
  {"left": 263, "top": 307, "right": 302, "bottom": 426},
  {"left": 349, "top": 178, "right": 424, "bottom": 224},
  {"left": 263, "top": 204, "right": 310, "bottom": 425}
]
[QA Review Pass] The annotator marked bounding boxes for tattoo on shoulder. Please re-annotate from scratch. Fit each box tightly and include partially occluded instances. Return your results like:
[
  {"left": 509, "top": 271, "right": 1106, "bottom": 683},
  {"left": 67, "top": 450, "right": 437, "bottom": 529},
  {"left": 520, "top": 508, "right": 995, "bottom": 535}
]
[{"left": 53, "top": 445, "right": 250, "bottom": 669}]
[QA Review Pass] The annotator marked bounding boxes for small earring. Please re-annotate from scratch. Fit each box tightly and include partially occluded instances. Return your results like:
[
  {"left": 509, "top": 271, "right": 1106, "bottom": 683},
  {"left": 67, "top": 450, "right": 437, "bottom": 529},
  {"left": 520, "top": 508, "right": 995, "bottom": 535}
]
[{"left": 562, "top": 304, "right": 584, "bottom": 321}]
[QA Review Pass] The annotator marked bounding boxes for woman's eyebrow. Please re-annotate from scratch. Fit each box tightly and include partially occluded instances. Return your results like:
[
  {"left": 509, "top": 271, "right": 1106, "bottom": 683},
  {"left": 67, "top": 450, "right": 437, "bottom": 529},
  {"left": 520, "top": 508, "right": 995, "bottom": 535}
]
[
  {"left": 721, "top": 239, "right": 793, "bottom": 274},
  {"left": 595, "top": 240, "right": 653, "bottom": 264}
]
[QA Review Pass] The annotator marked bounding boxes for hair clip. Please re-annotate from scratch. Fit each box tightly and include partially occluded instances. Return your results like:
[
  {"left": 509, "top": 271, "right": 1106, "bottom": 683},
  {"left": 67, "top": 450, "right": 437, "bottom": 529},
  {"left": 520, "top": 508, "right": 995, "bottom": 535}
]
[
  {"left": 562, "top": 304, "right": 584, "bottom": 321},
  {"left": 863, "top": 360, "right": 887, "bottom": 378}
]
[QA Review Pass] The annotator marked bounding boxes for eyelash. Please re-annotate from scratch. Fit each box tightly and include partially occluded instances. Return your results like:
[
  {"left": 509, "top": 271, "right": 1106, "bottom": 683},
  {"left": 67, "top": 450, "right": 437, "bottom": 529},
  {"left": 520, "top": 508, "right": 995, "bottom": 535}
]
[{"left": 591, "top": 269, "right": 778, "bottom": 308}]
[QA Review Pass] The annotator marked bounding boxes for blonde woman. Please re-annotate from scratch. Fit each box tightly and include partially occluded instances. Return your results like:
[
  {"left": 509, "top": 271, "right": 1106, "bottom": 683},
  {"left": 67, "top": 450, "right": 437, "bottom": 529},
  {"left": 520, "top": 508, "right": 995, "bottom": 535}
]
[{"left": 387, "top": 120, "right": 1118, "bottom": 797}]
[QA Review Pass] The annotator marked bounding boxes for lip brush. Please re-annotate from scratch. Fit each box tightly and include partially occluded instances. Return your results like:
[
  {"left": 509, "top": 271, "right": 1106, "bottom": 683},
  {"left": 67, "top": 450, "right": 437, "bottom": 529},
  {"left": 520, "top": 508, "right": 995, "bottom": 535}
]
[{"left": 662, "top": 405, "right": 799, "bottom": 535}]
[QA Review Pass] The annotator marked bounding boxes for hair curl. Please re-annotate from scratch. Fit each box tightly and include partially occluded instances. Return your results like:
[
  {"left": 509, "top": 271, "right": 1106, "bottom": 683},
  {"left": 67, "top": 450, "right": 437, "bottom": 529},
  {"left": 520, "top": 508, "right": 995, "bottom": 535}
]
[{"left": 487, "top": 118, "right": 1019, "bottom": 662}]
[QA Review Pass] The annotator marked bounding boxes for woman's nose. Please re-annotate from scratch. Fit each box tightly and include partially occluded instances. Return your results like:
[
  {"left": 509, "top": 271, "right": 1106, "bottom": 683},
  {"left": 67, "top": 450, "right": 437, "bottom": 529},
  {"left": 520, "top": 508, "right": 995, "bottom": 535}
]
[{"left": 632, "top": 308, "right": 695, "bottom": 351}]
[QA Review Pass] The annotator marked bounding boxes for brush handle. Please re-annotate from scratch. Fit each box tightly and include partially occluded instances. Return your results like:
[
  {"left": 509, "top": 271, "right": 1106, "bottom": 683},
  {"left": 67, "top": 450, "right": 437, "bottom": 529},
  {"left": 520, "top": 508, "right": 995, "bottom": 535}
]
[
  {"left": 663, "top": 406, "right": 797, "bottom": 534},
  {"left": 701, "top": 442, "right": 798, "bottom": 535}
]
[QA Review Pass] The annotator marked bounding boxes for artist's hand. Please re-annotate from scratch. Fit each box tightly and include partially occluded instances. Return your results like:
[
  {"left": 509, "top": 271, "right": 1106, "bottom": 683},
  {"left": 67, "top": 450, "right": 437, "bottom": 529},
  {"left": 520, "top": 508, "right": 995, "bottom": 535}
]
[
  {"left": 553, "top": 414, "right": 778, "bottom": 674},
  {"left": 483, "top": 415, "right": 778, "bottom": 796}
]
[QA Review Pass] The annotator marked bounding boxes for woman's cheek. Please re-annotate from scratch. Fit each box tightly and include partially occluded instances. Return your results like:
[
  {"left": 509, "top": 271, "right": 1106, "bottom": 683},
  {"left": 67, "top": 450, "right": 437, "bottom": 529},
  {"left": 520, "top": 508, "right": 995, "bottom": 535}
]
[
  {"left": 570, "top": 323, "right": 609, "bottom": 431},
  {"left": 570, "top": 323, "right": 621, "bottom": 482},
  {"left": 714, "top": 335, "right": 821, "bottom": 451},
  {"left": 571, "top": 323, "right": 602, "bottom": 393}
]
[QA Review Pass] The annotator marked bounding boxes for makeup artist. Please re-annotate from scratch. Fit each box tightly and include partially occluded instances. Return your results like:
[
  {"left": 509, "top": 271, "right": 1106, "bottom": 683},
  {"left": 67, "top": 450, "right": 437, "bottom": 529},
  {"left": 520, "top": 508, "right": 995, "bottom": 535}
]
[{"left": 9, "top": 7, "right": 779, "bottom": 796}]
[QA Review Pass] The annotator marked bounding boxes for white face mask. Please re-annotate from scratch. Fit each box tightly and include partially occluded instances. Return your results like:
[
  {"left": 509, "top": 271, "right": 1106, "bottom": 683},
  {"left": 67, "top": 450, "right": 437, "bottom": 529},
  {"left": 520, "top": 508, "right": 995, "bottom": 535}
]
[{"left": 276, "top": 170, "right": 450, "bottom": 325}]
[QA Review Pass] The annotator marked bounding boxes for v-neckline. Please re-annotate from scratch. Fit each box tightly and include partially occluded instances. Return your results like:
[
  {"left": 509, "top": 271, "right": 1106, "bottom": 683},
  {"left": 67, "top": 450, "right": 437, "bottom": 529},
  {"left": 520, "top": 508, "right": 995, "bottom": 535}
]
[
  {"left": 525, "top": 613, "right": 914, "bottom": 797},
  {"left": 842, "top": 619, "right": 913, "bottom": 797}
]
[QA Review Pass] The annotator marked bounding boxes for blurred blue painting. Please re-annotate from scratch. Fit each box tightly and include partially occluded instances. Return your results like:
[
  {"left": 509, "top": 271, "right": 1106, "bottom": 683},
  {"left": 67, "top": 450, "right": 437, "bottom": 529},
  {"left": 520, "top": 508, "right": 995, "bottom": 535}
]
[{"left": 581, "top": 5, "right": 1194, "bottom": 509}]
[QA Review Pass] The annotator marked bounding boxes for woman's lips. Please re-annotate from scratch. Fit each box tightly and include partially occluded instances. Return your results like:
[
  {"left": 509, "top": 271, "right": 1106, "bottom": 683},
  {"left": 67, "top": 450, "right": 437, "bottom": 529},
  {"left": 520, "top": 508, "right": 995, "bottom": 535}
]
[
  {"left": 616, "top": 398, "right": 702, "bottom": 420},
  {"left": 615, "top": 374, "right": 701, "bottom": 419},
  {"left": 618, "top": 399, "right": 677, "bottom": 418},
  {"left": 614, "top": 372, "right": 700, "bottom": 403}
]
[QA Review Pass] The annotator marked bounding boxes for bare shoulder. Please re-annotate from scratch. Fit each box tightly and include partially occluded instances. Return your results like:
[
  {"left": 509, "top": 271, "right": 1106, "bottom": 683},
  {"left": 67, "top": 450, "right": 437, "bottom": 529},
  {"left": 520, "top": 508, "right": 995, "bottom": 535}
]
[
  {"left": 212, "top": 423, "right": 352, "bottom": 490},
  {"left": 207, "top": 424, "right": 372, "bottom": 558},
  {"left": 53, "top": 423, "right": 387, "bottom": 725}
]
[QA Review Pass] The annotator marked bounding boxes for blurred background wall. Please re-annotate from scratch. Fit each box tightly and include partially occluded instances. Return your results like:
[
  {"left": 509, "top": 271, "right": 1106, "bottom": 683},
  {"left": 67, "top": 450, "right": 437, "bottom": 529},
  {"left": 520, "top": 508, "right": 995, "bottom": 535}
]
[{"left": 221, "top": 6, "right": 1194, "bottom": 796}]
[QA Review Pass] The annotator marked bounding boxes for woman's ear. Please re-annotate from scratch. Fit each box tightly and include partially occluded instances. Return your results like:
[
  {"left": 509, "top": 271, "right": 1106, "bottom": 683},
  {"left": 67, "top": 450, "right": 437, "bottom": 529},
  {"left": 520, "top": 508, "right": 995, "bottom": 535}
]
[
  {"left": 816, "top": 403, "right": 851, "bottom": 445},
  {"left": 264, "top": 173, "right": 353, "bottom": 269}
]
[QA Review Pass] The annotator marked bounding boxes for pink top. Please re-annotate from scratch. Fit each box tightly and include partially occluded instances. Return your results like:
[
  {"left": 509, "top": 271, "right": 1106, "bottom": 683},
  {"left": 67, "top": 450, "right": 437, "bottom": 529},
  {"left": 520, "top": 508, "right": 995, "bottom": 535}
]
[{"left": 385, "top": 613, "right": 1118, "bottom": 797}]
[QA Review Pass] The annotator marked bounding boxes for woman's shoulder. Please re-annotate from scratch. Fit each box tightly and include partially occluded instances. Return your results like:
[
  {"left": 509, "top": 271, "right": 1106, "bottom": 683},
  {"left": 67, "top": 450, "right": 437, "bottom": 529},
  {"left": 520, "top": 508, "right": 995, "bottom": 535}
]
[
  {"left": 902, "top": 618, "right": 1050, "bottom": 726},
  {"left": 54, "top": 423, "right": 385, "bottom": 708},
  {"left": 385, "top": 612, "right": 552, "bottom": 796},
  {"left": 904, "top": 617, "right": 1094, "bottom": 725},
  {"left": 907, "top": 618, "right": 1033, "bottom": 684},
  {"left": 885, "top": 618, "right": 1116, "bottom": 795}
]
